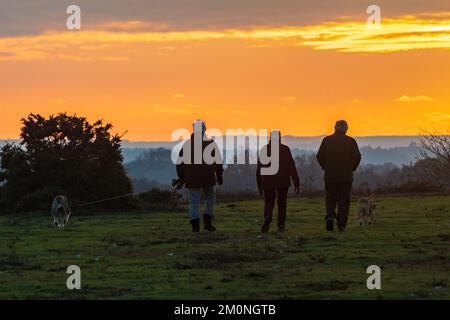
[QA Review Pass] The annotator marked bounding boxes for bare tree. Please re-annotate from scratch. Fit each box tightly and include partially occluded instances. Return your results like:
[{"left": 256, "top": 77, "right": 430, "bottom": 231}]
[{"left": 418, "top": 130, "right": 450, "bottom": 187}]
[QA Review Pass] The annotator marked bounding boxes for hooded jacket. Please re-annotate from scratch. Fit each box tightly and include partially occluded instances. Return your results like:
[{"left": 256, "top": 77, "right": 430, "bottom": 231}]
[
  {"left": 256, "top": 142, "right": 300, "bottom": 190},
  {"left": 176, "top": 133, "right": 224, "bottom": 188}
]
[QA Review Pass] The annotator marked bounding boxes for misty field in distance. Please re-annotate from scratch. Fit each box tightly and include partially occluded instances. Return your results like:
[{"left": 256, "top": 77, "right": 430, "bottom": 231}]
[{"left": 0, "top": 196, "right": 449, "bottom": 299}]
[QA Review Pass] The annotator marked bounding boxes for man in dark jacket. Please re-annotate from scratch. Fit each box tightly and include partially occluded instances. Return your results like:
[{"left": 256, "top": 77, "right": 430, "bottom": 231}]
[
  {"left": 316, "top": 120, "right": 361, "bottom": 232},
  {"left": 256, "top": 130, "right": 300, "bottom": 233},
  {"left": 176, "top": 120, "right": 224, "bottom": 232}
]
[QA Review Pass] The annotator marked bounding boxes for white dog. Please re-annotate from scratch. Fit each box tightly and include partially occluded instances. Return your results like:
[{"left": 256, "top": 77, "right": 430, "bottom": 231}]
[{"left": 51, "top": 195, "right": 71, "bottom": 228}]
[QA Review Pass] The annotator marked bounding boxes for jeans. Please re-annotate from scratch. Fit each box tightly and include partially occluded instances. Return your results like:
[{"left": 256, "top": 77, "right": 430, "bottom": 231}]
[
  {"left": 188, "top": 187, "right": 215, "bottom": 220},
  {"left": 325, "top": 181, "right": 352, "bottom": 229},
  {"left": 263, "top": 187, "right": 289, "bottom": 227}
]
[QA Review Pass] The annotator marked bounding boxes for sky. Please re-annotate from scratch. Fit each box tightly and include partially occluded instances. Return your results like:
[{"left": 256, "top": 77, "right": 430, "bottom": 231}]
[{"left": 0, "top": 0, "right": 449, "bottom": 140}]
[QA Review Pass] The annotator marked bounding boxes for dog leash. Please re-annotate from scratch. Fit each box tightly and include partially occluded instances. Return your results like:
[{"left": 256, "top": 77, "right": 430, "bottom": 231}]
[
  {"left": 73, "top": 192, "right": 140, "bottom": 208},
  {"left": 72, "top": 187, "right": 182, "bottom": 208}
]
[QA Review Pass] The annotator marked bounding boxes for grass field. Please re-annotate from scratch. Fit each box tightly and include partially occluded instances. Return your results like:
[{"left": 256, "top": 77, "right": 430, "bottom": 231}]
[{"left": 0, "top": 195, "right": 449, "bottom": 299}]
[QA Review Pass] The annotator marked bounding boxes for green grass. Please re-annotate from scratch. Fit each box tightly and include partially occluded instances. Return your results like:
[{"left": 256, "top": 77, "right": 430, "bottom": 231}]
[{"left": 0, "top": 195, "right": 449, "bottom": 299}]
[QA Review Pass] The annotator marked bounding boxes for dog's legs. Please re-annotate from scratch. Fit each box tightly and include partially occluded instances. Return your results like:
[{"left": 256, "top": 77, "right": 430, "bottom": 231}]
[{"left": 363, "top": 211, "right": 368, "bottom": 226}]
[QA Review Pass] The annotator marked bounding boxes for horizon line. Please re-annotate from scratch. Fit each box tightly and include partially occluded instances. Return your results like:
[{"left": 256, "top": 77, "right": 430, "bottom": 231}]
[{"left": 0, "top": 134, "right": 424, "bottom": 143}]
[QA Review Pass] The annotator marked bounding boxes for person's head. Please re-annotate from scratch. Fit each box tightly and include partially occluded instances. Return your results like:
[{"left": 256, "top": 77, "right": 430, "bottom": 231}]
[
  {"left": 193, "top": 119, "right": 207, "bottom": 135},
  {"left": 334, "top": 120, "right": 348, "bottom": 134},
  {"left": 270, "top": 130, "right": 281, "bottom": 143}
]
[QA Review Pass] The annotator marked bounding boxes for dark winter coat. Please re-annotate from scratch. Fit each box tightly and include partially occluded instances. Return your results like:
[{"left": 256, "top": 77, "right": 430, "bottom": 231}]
[
  {"left": 256, "top": 143, "right": 300, "bottom": 190},
  {"left": 316, "top": 132, "right": 361, "bottom": 183}
]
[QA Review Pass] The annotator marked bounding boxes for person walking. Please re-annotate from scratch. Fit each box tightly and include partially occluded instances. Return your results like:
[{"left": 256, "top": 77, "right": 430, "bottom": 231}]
[
  {"left": 176, "top": 120, "right": 224, "bottom": 233},
  {"left": 316, "top": 120, "right": 361, "bottom": 232},
  {"left": 256, "top": 130, "right": 300, "bottom": 233}
]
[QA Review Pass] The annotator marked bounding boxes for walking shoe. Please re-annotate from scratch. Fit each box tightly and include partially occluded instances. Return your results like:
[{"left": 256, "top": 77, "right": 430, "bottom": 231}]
[
  {"left": 203, "top": 214, "right": 216, "bottom": 232},
  {"left": 277, "top": 225, "right": 285, "bottom": 233},
  {"left": 190, "top": 219, "right": 200, "bottom": 233},
  {"left": 326, "top": 220, "right": 334, "bottom": 231},
  {"left": 261, "top": 219, "right": 271, "bottom": 234}
]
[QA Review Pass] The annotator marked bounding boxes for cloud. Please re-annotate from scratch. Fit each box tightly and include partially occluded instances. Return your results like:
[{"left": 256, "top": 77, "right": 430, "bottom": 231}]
[
  {"left": 395, "top": 95, "right": 433, "bottom": 102},
  {"left": 425, "top": 112, "right": 450, "bottom": 122},
  {"left": 352, "top": 99, "right": 361, "bottom": 103},
  {"left": 414, "top": 11, "right": 450, "bottom": 18},
  {"left": 3, "top": 0, "right": 450, "bottom": 38},
  {"left": 232, "top": 109, "right": 250, "bottom": 116},
  {"left": 50, "top": 98, "right": 67, "bottom": 104},
  {"left": 149, "top": 102, "right": 201, "bottom": 115},
  {"left": 282, "top": 96, "right": 296, "bottom": 102},
  {"left": 92, "top": 21, "right": 169, "bottom": 32},
  {"left": 0, "top": 14, "right": 450, "bottom": 60},
  {"left": 298, "top": 16, "right": 450, "bottom": 53},
  {"left": 150, "top": 104, "right": 193, "bottom": 115},
  {"left": 173, "top": 93, "right": 185, "bottom": 99},
  {"left": 0, "top": 52, "right": 15, "bottom": 57}
]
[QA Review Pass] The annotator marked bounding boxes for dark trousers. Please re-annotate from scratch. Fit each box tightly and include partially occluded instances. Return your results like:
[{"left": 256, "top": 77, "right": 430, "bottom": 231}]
[
  {"left": 263, "top": 188, "right": 288, "bottom": 227},
  {"left": 325, "top": 182, "right": 352, "bottom": 229}
]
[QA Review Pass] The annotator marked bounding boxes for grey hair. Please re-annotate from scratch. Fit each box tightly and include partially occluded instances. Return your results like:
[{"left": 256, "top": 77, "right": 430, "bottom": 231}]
[{"left": 334, "top": 120, "right": 348, "bottom": 133}]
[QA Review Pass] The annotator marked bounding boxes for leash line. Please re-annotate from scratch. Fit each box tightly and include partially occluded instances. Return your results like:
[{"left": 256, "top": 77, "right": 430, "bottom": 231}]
[
  {"left": 74, "top": 192, "right": 141, "bottom": 207},
  {"left": 72, "top": 185, "right": 181, "bottom": 208}
]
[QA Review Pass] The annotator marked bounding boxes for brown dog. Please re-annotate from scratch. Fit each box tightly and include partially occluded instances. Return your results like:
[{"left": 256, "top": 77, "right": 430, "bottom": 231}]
[{"left": 358, "top": 197, "right": 376, "bottom": 226}]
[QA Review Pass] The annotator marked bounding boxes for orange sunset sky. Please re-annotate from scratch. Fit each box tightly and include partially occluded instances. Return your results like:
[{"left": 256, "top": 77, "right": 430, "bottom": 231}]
[{"left": 0, "top": 0, "right": 449, "bottom": 141}]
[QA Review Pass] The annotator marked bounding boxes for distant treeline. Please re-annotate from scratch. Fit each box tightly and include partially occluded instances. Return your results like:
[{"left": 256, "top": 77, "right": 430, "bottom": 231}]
[
  {"left": 126, "top": 147, "right": 442, "bottom": 196},
  {"left": 1, "top": 113, "right": 447, "bottom": 214},
  {"left": 123, "top": 143, "right": 420, "bottom": 166}
]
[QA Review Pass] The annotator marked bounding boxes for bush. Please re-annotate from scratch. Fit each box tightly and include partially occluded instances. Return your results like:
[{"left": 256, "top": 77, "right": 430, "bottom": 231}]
[{"left": 0, "top": 113, "right": 133, "bottom": 213}]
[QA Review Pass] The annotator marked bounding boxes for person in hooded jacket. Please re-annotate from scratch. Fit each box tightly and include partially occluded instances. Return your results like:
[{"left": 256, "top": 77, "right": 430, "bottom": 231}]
[
  {"left": 256, "top": 130, "right": 300, "bottom": 233},
  {"left": 176, "top": 120, "right": 224, "bottom": 232}
]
